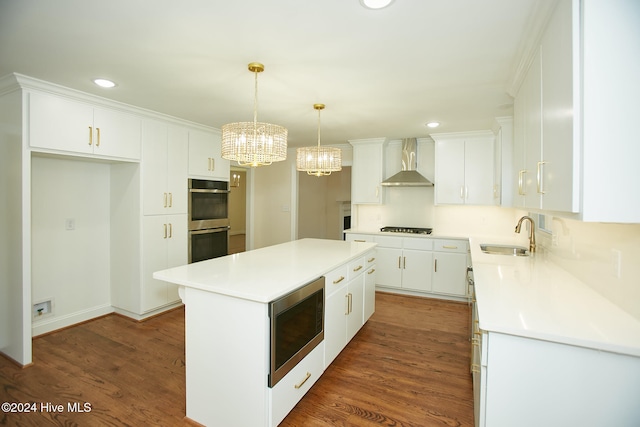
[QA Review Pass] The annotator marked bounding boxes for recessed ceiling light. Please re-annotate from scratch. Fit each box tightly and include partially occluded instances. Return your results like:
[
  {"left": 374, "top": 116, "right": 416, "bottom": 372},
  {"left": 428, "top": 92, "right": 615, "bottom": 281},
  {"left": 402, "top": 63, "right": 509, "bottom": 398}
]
[
  {"left": 360, "top": 0, "right": 395, "bottom": 10},
  {"left": 93, "top": 78, "right": 116, "bottom": 88},
  {"left": 426, "top": 122, "right": 440, "bottom": 128}
]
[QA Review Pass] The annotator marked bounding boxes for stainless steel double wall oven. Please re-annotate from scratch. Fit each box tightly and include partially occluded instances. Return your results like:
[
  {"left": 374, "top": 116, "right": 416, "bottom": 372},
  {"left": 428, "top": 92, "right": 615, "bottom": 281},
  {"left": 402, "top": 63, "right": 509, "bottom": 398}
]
[{"left": 188, "top": 179, "right": 230, "bottom": 263}]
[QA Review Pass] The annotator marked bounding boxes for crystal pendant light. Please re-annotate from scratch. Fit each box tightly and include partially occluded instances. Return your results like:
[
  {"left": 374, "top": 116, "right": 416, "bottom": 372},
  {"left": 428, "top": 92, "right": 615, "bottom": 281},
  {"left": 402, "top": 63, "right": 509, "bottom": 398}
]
[
  {"left": 296, "top": 104, "right": 342, "bottom": 177},
  {"left": 221, "top": 62, "right": 288, "bottom": 167}
]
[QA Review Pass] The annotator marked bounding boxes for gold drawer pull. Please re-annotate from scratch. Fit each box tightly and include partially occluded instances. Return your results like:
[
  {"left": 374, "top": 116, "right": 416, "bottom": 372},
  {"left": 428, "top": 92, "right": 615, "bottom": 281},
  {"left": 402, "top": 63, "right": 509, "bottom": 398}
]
[
  {"left": 333, "top": 276, "right": 345, "bottom": 284},
  {"left": 353, "top": 265, "right": 363, "bottom": 272},
  {"left": 367, "top": 257, "right": 375, "bottom": 263},
  {"left": 367, "top": 268, "right": 375, "bottom": 275},
  {"left": 442, "top": 245, "right": 458, "bottom": 249},
  {"left": 294, "top": 372, "right": 311, "bottom": 389},
  {"left": 354, "top": 239, "right": 366, "bottom": 242},
  {"left": 471, "top": 364, "right": 480, "bottom": 373}
]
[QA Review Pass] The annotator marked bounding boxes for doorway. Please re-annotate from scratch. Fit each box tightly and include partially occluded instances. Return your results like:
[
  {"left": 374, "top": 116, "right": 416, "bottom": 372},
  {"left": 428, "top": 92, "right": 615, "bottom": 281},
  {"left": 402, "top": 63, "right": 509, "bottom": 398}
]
[{"left": 229, "top": 167, "right": 247, "bottom": 254}]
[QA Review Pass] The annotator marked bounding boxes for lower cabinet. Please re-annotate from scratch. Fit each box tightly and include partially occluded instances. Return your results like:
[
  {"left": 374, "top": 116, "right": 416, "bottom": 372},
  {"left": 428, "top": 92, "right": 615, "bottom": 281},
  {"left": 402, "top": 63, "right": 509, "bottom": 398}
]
[
  {"left": 348, "top": 233, "right": 469, "bottom": 300},
  {"left": 324, "top": 250, "right": 376, "bottom": 367},
  {"left": 141, "top": 214, "right": 187, "bottom": 312}
]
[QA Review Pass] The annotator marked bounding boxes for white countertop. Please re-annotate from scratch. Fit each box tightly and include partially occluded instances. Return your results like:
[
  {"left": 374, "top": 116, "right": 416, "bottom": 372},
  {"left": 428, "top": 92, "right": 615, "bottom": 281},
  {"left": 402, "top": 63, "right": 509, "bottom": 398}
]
[
  {"left": 153, "top": 238, "right": 377, "bottom": 303},
  {"left": 469, "top": 237, "right": 640, "bottom": 357},
  {"left": 345, "top": 228, "right": 469, "bottom": 240}
]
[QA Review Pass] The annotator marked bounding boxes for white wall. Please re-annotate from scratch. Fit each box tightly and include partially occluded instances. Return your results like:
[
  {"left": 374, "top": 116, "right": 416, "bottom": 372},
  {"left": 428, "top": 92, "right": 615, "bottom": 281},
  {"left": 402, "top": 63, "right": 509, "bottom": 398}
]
[
  {"left": 31, "top": 157, "right": 112, "bottom": 335},
  {"left": 252, "top": 158, "right": 293, "bottom": 249}
]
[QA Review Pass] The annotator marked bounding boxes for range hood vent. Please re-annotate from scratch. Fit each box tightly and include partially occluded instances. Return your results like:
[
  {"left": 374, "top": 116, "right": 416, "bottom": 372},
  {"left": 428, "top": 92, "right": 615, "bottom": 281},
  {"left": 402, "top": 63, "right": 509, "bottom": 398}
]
[{"left": 381, "top": 138, "right": 433, "bottom": 187}]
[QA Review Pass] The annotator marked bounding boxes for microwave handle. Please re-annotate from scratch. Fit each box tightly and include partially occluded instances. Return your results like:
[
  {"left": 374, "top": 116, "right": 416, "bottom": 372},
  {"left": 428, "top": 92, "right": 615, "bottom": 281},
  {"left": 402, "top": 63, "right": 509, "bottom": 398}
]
[{"left": 189, "top": 188, "right": 230, "bottom": 194}]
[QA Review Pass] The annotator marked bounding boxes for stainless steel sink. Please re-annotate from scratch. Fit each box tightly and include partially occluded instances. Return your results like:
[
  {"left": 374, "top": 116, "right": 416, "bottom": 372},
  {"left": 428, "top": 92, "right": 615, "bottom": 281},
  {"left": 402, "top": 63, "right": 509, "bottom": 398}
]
[{"left": 480, "top": 244, "right": 529, "bottom": 256}]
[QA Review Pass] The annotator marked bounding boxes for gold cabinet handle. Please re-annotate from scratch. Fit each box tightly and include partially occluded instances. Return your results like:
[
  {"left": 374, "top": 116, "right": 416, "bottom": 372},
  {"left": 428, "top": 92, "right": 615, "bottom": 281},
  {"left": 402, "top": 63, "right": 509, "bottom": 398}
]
[
  {"left": 349, "top": 293, "right": 352, "bottom": 314},
  {"left": 537, "top": 161, "right": 547, "bottom": 194},
  {"left": 518, "top": 170, "right": 527, "bottom": 195},
  {"left": 210, "top": 157, "right": 214, "bottom": 171},
  {"left": 403, "top": 256, "right": 406, "bottom": 269},
  {"left": 88, "top": 126, "right": 93, "bottom": 145},
  {"left": 294, "top": 372, "right": 311, "bottom": 389},
  {"left": 96, "top": 127, "right": 101, "bottom": 147},
  {"left": 333, "top": 276, "right": 345, "bottom": 284},
  {"left": 163, "top": 223, "right": 168, "bottom": 239},
  {"left": 442, "top": 245, "right": 458, "bottom": 249},
  {"left": 168, "top": 192, "right": 173, "bottom": 208},
  {"left": 354, "top": 239, "right": 366, "bottom": 242},
  {"left": 345, "top": 294, "right": 350, "bottom": 315},
  {"left": 398, "top": 256, "right": 401, "bottom": 269},
  {"left": 353, "top": 265, "right": 363, "bottom": 272},
  {"left": 168, "top": 223, "right": 173, "bottom": 238},
  {"left": 367, "top": 257, "right": 375, "bottom": 263},
  {"left": 367, "top": 268, "right": 375, "bottom": 275},
  {"left": 471, "top": 364, "right": 480, "bottom": 374},
  {"left": 164, "top": 192, "right": 168, "bottom": 208},
  {"left": 434, "top": 258, "right": 438, "bottom": 272}
]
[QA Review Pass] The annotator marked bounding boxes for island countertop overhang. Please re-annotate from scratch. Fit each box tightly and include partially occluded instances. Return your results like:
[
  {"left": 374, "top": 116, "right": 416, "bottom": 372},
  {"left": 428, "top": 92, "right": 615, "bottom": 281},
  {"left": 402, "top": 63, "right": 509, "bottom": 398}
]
[{"left": 153, "top": 238, "right": 377, "bottom": 303}]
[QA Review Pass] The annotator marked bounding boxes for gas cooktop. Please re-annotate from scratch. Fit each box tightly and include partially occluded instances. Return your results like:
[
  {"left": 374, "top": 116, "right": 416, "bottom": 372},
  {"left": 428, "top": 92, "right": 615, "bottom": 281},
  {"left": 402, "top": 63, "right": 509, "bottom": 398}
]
[{"left": 380, "top": 226, "right": 433, "bottom": 235}]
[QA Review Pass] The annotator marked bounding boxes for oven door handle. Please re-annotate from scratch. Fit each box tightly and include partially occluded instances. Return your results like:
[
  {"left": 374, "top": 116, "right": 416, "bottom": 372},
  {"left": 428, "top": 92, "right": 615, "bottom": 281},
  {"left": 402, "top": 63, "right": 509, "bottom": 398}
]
[
  {"left": 189, "top": 226, "right": 230, "bottom": 235},
  {"left": 189, "top": 188, "right": 230, "bottom": 194}
]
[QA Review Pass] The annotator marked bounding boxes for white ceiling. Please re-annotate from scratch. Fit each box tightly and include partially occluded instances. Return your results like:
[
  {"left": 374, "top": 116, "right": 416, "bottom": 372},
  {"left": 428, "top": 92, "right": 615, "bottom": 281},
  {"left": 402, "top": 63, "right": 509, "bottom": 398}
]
[{"left": 0, "top": 0, "right": 546, "bottom": 148}]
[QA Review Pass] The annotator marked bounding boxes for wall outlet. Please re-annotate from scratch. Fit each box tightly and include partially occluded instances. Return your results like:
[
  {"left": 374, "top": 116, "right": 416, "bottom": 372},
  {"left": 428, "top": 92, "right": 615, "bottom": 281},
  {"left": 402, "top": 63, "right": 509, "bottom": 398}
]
[
  {"left": 33, "top": 299, "right": 53, "bottom": 319},
  {"left": 611, "top": 249, "right": 622, "bottom": 279}
]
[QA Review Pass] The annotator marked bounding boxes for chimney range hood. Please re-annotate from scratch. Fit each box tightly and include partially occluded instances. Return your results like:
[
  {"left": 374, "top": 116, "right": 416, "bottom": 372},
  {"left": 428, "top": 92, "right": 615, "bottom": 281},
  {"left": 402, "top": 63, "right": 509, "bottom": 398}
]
[{"left": 381, "top": 138, "right": 433, "bottom": 187}]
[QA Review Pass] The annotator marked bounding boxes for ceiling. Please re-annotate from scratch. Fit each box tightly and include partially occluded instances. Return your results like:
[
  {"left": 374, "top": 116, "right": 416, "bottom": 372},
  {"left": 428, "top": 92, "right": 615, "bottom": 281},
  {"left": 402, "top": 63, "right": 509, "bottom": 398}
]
[{"left": 0, "top": 0, "right": 546, "bottom": 148}]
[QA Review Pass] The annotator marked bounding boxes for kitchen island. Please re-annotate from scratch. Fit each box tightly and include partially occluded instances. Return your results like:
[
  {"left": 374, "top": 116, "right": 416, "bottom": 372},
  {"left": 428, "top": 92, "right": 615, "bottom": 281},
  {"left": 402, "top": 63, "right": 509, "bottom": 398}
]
[{"left": 153, "top": 238, "right": 377, "bottom": 427}]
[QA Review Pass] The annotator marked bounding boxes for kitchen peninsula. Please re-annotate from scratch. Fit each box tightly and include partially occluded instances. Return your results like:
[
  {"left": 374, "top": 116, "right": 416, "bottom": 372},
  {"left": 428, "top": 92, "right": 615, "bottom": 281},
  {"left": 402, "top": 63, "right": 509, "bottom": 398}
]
[{"left": 153, "top": 238, "right": 377, "bottom": 427}]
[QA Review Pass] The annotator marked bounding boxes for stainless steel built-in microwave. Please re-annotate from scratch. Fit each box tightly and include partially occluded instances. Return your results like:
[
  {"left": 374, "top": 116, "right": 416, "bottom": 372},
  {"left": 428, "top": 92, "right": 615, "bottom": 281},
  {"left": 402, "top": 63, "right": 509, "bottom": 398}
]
[
  {"left": 188, "top": 179, "right": 229, "bottom": 231},
  {"left": 269, "top": 277, "right": 325, "bottom": 387}
]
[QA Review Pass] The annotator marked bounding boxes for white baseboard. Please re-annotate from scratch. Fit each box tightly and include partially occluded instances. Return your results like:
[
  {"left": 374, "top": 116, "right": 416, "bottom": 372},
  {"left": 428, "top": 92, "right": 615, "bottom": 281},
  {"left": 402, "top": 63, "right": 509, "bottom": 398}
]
[
  {"left": 31, "top": 304, "right": 114, "bottom": 337},
  {"left": 112, "top": 301, "right": 183, "bottom": 321}
]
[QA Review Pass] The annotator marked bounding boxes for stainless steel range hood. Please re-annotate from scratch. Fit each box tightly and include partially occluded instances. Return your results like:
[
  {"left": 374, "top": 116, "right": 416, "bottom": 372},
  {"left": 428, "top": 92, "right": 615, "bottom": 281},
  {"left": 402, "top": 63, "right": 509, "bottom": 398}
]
[{"left": 381, "top": 138, "right": 433, "bottom": 187}]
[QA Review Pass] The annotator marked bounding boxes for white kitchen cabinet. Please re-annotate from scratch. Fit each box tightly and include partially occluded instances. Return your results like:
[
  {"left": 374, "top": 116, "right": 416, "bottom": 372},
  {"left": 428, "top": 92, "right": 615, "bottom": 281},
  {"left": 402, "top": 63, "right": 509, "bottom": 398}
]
[
  {"left": 477, "top": 331, "right": 640, "bottom": 427},
  {"left": 432, "top": 239, "right": 468, "bottom": 297},
  {"left": 349, "top": 138, "right": 386, "bottom": 204},
  {"left": 375, "top": 235, "right": 433, "bottom": 292},
  {"left": 142, "top": 120, "right": 188, "bottom": 215},
  {"left": 141, "top": 214, "right": 187, "bottom": 312},
  {"left": 324, "top": 250, "right": 374, "bottom": 367},
  {"left": 29, "top": 91, "right": 141, "bottom": 160},
  {"left": 493, "top": 117, "right": 513, "bottom": 207},
  {"left": 432, "top": 131, "right": 495, "bottom": 206},
  {"left": 188, "top": 128, "right": 230, "bottom": 181},
  {"left": 512, "top": 0, "right": 578, "bottom": 213},
  {"left": 363, "top": 254, "right": 376, "bottom": 322}
]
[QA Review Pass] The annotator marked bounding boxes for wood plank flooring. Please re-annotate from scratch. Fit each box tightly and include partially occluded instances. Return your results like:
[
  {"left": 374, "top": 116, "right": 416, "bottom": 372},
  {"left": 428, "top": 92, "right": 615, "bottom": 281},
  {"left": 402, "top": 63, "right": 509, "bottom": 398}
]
[{"left": 0, "top": 292, "right": 473, "bottom": 426}]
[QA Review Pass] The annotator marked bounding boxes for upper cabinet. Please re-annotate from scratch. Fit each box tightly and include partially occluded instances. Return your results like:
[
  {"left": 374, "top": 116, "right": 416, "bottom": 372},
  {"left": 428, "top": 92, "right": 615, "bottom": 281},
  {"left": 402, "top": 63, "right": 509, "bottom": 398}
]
[
  {"left": 188, "top": 128, "right": 230, "bottom": 181},
  {"left": 29, "top": 91, "right": 141, "bottom": 161},
  {"left": 142, "top": 120, "right": 188, "bottom": 215},
  {"left": 512, "top": 0, "right": 578, "bottom": 213},
  {"left": 350, "top": 138, "right": 386, "bottom": 204},
  {"left": 432, "top": 131, "right": 495, "bottom": 206},
  {"left": 512, "top": 0, "right": 639, "bottom": 222}
]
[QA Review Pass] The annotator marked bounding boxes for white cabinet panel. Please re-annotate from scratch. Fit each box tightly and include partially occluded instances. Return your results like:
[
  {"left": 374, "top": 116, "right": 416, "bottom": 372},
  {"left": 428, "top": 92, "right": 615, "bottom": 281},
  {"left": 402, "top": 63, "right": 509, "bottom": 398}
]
[
  {"left": 29, "top": 91, "right": 141, "bottom": 160},
  {"left": 188, "top": 129, "right": 229, "bottom": 180},
  {"left": 350, "top": 138, "right": 386, "bottom": 204}
]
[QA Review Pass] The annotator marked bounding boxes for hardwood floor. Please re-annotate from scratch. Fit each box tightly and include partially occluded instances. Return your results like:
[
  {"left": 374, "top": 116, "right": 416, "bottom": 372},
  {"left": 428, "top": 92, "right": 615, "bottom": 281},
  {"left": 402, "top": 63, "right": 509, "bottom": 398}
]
[{"left": 0, "top": 293, "right": 473, "bottom": 426}]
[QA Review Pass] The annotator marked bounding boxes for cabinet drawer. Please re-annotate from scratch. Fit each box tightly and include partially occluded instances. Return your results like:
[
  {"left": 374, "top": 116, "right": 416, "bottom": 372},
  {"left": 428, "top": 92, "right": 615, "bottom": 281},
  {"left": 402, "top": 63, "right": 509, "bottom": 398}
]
[
  {"left": 365, "top": 250, "right": 377, "bottom": 266},
  {"left": 325, "top": 264, "right": 348, "bottom": 294},
  {"left": 270, "top": 342, "right": 324, "bottom": 427},
  {"left": 346, "top": 233, "right": 374, "bottom": 243},
  {"left": 348, "top": 256, "right": 366, "bottom": 280},
  {"left": 375, "top": 235, "right": 403, "bottom": 248},
  {"left": 403, "top": 237, "right": 434, "bottom": 250},
  {"left": 433, "top": 239, "right": 468, "bottom": 253}
]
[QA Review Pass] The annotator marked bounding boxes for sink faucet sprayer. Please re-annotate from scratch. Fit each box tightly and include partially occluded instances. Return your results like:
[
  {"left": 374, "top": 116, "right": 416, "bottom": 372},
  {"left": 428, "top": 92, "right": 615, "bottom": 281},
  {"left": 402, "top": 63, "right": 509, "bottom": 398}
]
[{"left": 515, "top": 216, "right": 536, "bottom": 253}]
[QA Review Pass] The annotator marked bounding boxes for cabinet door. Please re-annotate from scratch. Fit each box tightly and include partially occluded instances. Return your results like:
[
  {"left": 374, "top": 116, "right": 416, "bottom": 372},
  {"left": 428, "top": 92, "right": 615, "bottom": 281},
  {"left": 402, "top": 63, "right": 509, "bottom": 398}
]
[
  {"left": 435, "top": 139, "right": 465, "bottom": 205},
  {"left": 142, "top": 216, "right": 170, "bottom": 312},
  {"left": 165, "top": 214, "right": 187, "bottom": 305},
  {"left": 93, "top": 107, "right": 141, "bottom": 160},
  {"left": 29, "top": 91, "right": 94, "bottom": 154},
  {"left": 166, "top": 126, "right": 188, "bottom": 214},
  {"left": 142, "top": 120, "right": 169, "bottom": 215},
  {"left": 540, "top": 0, "right": 578, "bottom": 213},
  {"left": 324, "top": 284, "right": 348, "bottom": 367},
  {"left": 364, "top": 264, "right": 376, "bottom": 322},
  {"left": 375, "top": 247, "right": 402, "bottom": 288},
  {"left": 351, "top": 142, "right": 383, "bottom": 204},
  {"left": 401, "top": 249, "right": 433, "bottom": 292},
  {"left": 464, "top": 137, "right": 495, "bottom": 205},
  {"left": 432, "top": 252, "right": 468, "bottom": 296},
  {"left": 522, "top": 49, "right": 543, "bottom": 209},
  {"left": 188, "top": 129, "right": 230, "bottom": 180},
  {"left": 346, "top": 275, "right": 364, "bottom": 342}
]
